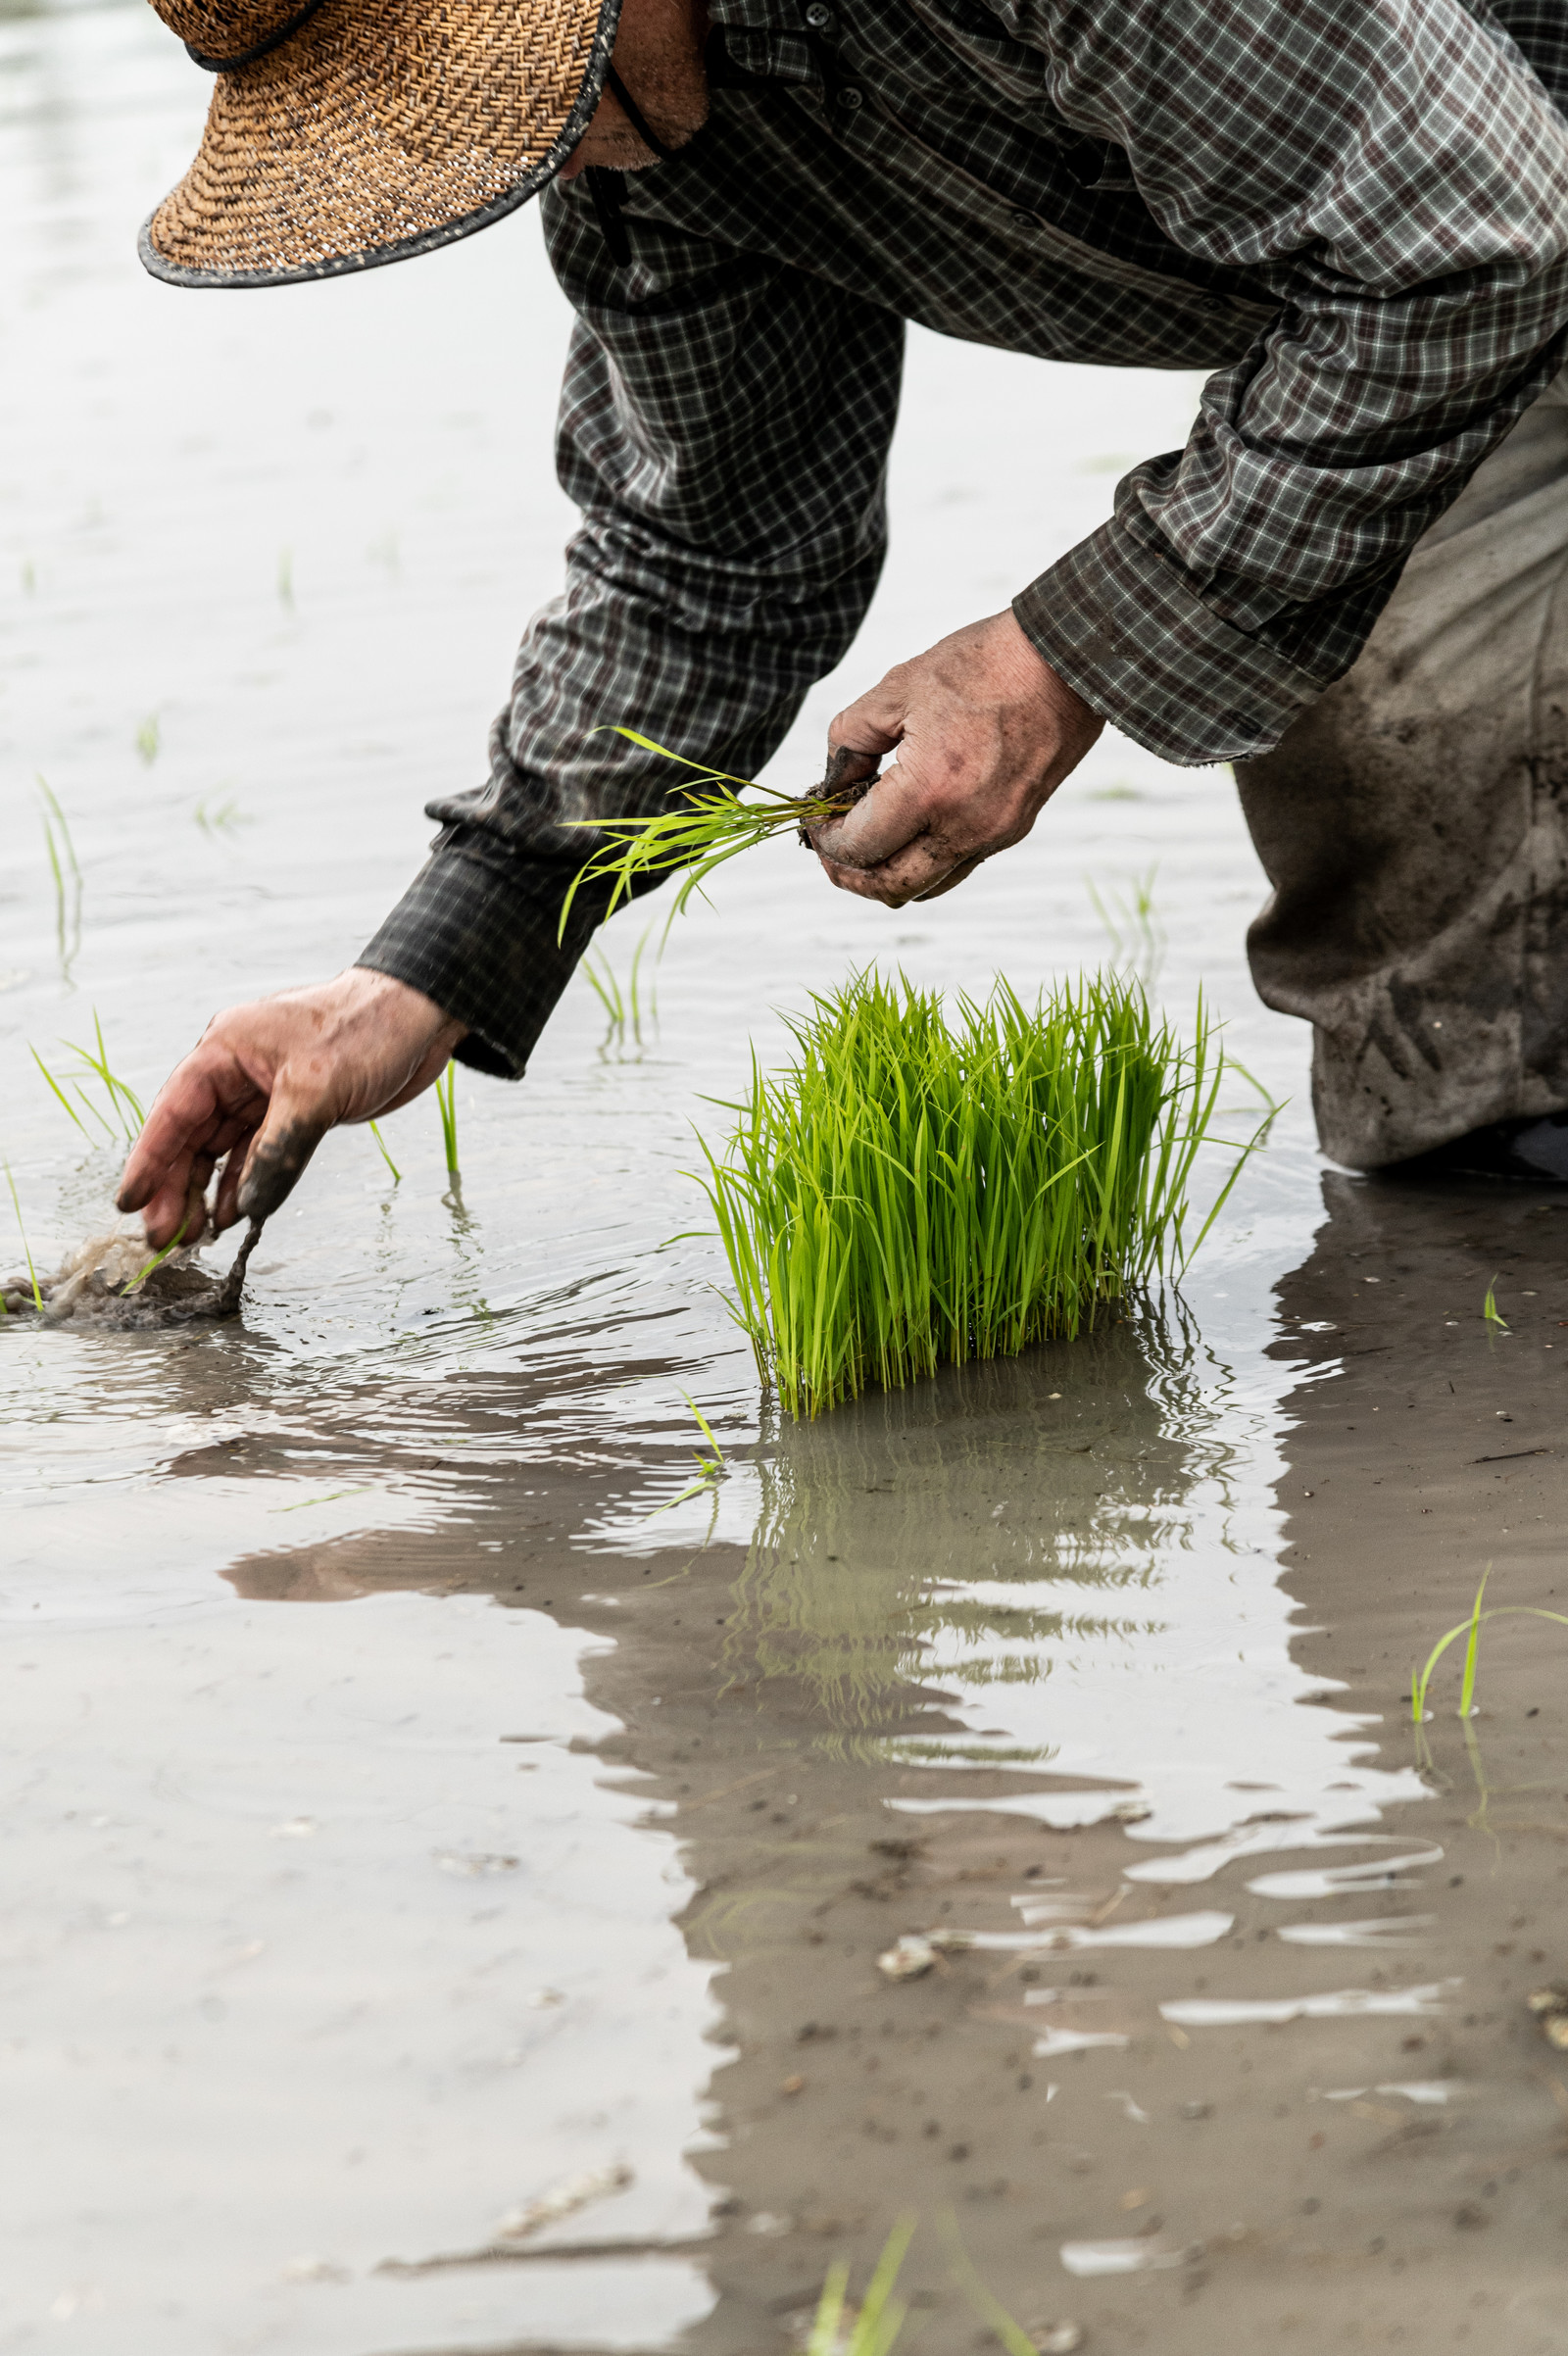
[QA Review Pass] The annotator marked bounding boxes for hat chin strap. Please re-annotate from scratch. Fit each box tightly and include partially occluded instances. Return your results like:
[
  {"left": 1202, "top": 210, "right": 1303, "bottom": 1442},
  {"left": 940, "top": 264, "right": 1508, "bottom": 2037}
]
[
  {"left": 602, "top": 62, "right": 682, "bottom": 162},
  {"left": 184, "top": 0, "right": 326, "bottom": 74}
]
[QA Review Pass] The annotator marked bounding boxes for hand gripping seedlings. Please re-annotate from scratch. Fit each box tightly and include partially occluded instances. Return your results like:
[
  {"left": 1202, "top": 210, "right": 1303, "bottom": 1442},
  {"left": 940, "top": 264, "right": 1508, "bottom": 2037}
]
[{"left": 687, "top": 970, "right": 1257, "bottom": 1419}]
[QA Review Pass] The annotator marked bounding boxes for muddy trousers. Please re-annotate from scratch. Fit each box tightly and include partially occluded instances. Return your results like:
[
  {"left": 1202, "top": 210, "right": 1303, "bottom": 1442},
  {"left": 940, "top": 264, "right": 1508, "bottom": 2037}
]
[{"left": 1236, "top": 371, "right": 1568, "bottom": 1170}]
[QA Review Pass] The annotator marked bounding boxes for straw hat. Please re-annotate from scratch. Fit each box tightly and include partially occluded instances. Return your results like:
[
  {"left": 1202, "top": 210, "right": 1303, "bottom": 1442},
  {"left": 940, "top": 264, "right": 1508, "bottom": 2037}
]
[{"left": 139, "top": 0, "right": 619, "bottom": 288}]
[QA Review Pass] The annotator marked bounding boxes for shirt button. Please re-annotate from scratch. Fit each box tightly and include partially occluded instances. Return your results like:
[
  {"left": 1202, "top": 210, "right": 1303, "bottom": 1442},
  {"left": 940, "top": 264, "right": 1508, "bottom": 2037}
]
[
  {"left": 804, "top": 2, "right": 835, "bottom": 25},
  {"left": 839, "top": 83, "right": 863, "bottom": 106}
]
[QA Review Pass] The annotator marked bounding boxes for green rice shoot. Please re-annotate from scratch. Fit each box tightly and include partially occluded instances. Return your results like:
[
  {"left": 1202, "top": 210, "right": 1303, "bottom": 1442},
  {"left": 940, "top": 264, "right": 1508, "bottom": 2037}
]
[
  {"left": 583, "top": 917, "right": 661, "bottom": 1046},
  {"left": 646, "top": 1392, "right": 728, "bottom": 1518},
  {"left": 807, "top": 2220, "right": 913, "bottom": 2356},
  {"left": 805, "top": 2218, "right": 1040, "bottom": 2354},
  {"left": 134, "top": 712, "right": 161, "bottom": 766},
  {"left": 1483, "top": 1276, "right": 1509, "bottom": 1332},
  {"left": 559, "top": 730, "right": 870, "bottom": 942},
  {"left": 37, "top": 775, "right": 81, "bottom": 978},
  {"left": 689, "top": 969, "right": 1257, "bottom": 1420},
  {"left": 1410, "top": 1565, "right": 1568, "bottom": 1722},
  {"left": 1087, "top": 862, "right": 1165, "bottom": 985},
  {"left": 120, "top": 1210, "right": 191, "bottom": 1298},
  {"left": 434, "top": 1063, "right": 460, "bottom": 1181},
  {"left": 32, "top": 1012, "right": 146, "bottom": 1149},
  {"left": 4, "top": 1163, "right": 43, "bottom": 1312},
  {"left": 368, "top": 1120, "right": 402, "bottom": 1183}
]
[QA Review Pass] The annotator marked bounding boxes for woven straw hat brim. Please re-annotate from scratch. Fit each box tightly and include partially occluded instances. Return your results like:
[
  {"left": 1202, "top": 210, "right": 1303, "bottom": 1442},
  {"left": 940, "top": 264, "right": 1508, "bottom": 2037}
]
[{"left": 140, "top": 0, "right": 620, "bottom": 290}]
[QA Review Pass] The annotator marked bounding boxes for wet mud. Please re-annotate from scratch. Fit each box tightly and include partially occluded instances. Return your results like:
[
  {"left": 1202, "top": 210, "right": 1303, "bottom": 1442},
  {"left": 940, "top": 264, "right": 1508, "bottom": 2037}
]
[
  {"left": 201, "top": 1172, "right": 1568, "bottom": 2353},
  {"left": 3, "top": 1217, "right": 262, "bottom": 1327}
]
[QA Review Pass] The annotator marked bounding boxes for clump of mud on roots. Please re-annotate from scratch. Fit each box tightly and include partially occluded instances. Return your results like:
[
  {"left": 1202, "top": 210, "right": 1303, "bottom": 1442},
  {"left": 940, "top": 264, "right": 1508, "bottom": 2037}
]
[{"left": 2, "top": 1220, "right": 263, "bottom": 1330}]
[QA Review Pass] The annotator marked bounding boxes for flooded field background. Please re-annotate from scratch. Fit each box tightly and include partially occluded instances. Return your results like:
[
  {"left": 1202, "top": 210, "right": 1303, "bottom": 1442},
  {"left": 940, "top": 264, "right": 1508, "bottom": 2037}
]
[{"left": 4, "top": 2, "right": 1567, "bottom": 2349}]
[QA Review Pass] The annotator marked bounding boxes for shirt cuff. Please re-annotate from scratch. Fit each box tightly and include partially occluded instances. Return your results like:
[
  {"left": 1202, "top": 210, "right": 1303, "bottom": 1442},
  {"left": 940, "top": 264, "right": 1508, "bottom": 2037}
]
[
  {"left": 1013, "top": 515, "right": 1327, "bottom": 767},
  {"left": 356, "top": 833, "right": 587, "bottom": 1081}
]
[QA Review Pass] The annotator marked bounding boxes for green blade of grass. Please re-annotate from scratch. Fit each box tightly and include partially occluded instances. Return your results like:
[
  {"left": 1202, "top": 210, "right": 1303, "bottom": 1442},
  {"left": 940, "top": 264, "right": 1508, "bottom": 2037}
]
[
  {"left": 120, "top": 1211, "right": 190, "bottom": 1297},
  {"left": 1458, "top": 1565, "right": 1491, "bottom": 1717},
  {"left": 679, "top": 1391, "right": 726, "bottom": 1465},
  {"left": 36, "top": 777, "right": 80, "bottom": 879},
  {"left": 30, "top": 1047, "right": 89, "bottom": 1137},
  {"left": 434, "top": 1063, "right": 460, "bottom": 1180},
  {"left": 4, "top": 1163, "right": 44, "bottom": 1311},
  {"left": 368, "top": 1121, "right": 402, "bottom": 1183}
]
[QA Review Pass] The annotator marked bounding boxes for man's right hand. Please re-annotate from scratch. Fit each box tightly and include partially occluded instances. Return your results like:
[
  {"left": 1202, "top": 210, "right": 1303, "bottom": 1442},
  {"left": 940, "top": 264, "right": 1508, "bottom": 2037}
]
[{"left": 117, "top": 969, "right": 467, "bottom": 1249}]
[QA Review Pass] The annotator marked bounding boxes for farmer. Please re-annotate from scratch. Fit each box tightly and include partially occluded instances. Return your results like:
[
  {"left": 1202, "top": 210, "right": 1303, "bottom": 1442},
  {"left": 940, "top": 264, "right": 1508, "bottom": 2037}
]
[{"left": 122, "top": 0, "right": 1568, "bottom": 1245}]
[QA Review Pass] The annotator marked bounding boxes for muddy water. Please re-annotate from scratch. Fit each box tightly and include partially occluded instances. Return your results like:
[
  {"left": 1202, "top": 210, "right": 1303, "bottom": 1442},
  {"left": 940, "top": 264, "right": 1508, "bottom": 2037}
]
[{"left": 4, "top": 2, "right": 1568, "bottom": 2349}]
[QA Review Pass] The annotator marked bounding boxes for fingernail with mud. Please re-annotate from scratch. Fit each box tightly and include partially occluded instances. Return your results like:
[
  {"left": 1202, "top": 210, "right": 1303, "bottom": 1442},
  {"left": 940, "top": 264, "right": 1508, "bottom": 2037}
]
[{"left": 238, "top": 1123, "right": 322, "bottom": 1223}]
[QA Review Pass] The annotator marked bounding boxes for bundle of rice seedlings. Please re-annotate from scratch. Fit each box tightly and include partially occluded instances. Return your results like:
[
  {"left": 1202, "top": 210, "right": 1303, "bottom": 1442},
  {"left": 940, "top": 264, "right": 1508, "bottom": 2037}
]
[
  {"left": 691, "top": 970, "right": 1251, "bottom": 1420},
  {"left": 558, "top": 732, "right": 873, "bottom": 940}
]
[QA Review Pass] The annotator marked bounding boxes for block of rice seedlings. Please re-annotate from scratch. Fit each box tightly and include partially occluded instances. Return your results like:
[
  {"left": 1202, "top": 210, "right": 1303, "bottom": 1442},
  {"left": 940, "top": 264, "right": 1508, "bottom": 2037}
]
[{"left": 689, "top": 970, "right": 1250, "bottom": 1419}]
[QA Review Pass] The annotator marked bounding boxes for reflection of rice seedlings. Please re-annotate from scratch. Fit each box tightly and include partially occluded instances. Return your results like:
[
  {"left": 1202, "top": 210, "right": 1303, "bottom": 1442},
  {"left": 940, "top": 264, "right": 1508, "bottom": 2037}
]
[
  {"left": 33, "top": 1012, "right": 145, "bottom": 1148},
  {"left": 277, "top": 548, "right": 294, "bottom": 609},
  {"left": 1483, "top": 1277, "right": 1509, "bottom": 1333},
  {"left": 194, "top": 796, "right": 250, "bottom": 836},
  {"left": 559, "top": 731, "right": 872, "bottom": 940},
  {"left": 1411, "top": 1566, "right": 1568, "bottom": 1724},
  {"left": 368, "top": 1120, "right": 402, "bottom": 1183},
  {"left": 3, "top": 1164, "right": 43, "bottom": 1312},
  {"left": 693, "top": 970, "right": 1253, "bottom": 1420},
  {"left": 37, "top": 777, "right": 81, "bottom": 981},
  {"left": 21, "top": 558, "right": 35, "bottom": 596},
  {"left": 435, "top": 1063, "right": 460, "bottom": 1182},
  {"left": 1087, "top": 864, "right": 1164, "bottom": 984},
  {"left": 134, "top": 712, "right": 161, "bottom": 766}
]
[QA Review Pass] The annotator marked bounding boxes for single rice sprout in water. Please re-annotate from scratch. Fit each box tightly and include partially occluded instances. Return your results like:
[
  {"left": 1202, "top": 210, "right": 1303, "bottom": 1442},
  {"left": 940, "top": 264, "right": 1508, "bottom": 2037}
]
[
  {"left": 559, "top": 731, "right": 875, "bottom": 943},
  {"left": 807, "top": 2220, "right": 914, "bottom": 2356},
  {"left": 120, "top": 1211, "right": 191, "bottom": 1299},
  {"left": 647, "top": 1392, "right": 728, "bottom": 1518},
  {"left": 583, "top": 916, "right": 661, "bottom": 1047},
  {"left": 134, "top": 712, "right": 161, "bottom": 766},
  {"left": 32, "top": 1012, "right": 145, "bottom": 1148},
  {"left": 435, "top": 1063, "right": 460, "bottom": 1182},
  {"left": 194, "top": 796, "right": 250, "bottom": 836},
  {"left": 37, "top": 776, "right": 81, "bottom": 980},
  {"left": 368, "top": 1121, "right": 402, "bottom": 1183},
  {"left": 1087, "top": 863, "right": 1165, "bottom": 985},
  {"left": 689, "top": 970, "right": 1260, "bottom": 1420},
  {"left": 1483, "top": 1276, "right": 1509, "bottom": 1332},
  {"left": 806, "top": 2218, "right": 1041, "bottom": 2355},
  {"left": 1410, "top": 1565, "right": 1568, "bottom": 1723},
  {"left": 3, "top": 1164, "right": 43, "bottom": 1313}
]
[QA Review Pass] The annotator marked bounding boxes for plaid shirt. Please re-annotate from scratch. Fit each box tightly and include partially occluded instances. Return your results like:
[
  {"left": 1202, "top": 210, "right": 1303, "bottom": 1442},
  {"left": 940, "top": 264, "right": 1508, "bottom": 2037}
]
[{"left": 362, "top": 0, "right": 1568, "bottom": 1079}]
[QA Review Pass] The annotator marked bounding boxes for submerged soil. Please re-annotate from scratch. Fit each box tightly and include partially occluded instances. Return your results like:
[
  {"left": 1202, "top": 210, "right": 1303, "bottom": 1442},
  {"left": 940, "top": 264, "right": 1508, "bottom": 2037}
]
[
  {"left": 3, "top": 1221, "right": 263, "bottom": 1326},
  {"left": 212, "top": 1168, "right": 1568, "bottom": 2354}
]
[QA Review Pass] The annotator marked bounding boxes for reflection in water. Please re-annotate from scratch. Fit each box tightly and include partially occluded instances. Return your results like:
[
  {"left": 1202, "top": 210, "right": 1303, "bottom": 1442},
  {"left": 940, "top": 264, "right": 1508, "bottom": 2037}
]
[{"left": 720, "top": 1317, "right": 1191, "bottom": 1762}]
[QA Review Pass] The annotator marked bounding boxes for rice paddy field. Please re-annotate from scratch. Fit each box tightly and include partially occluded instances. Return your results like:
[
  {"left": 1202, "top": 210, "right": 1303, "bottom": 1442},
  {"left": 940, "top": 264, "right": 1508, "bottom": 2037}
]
[{"left": 4, "top": 3, "right": 1568, "bottom": 2349}]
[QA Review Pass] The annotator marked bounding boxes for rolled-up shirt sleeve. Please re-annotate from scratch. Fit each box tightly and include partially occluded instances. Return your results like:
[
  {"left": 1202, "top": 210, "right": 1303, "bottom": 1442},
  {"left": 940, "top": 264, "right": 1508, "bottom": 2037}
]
[{"left": 1009, "top": 0, "right": 1568, "bottom": 762}]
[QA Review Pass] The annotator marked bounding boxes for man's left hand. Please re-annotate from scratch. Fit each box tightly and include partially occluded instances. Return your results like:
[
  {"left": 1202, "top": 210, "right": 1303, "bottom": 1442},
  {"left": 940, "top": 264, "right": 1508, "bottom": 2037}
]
[{"left": 807, "top": 610, "right": 1103, "bottom": 907}]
